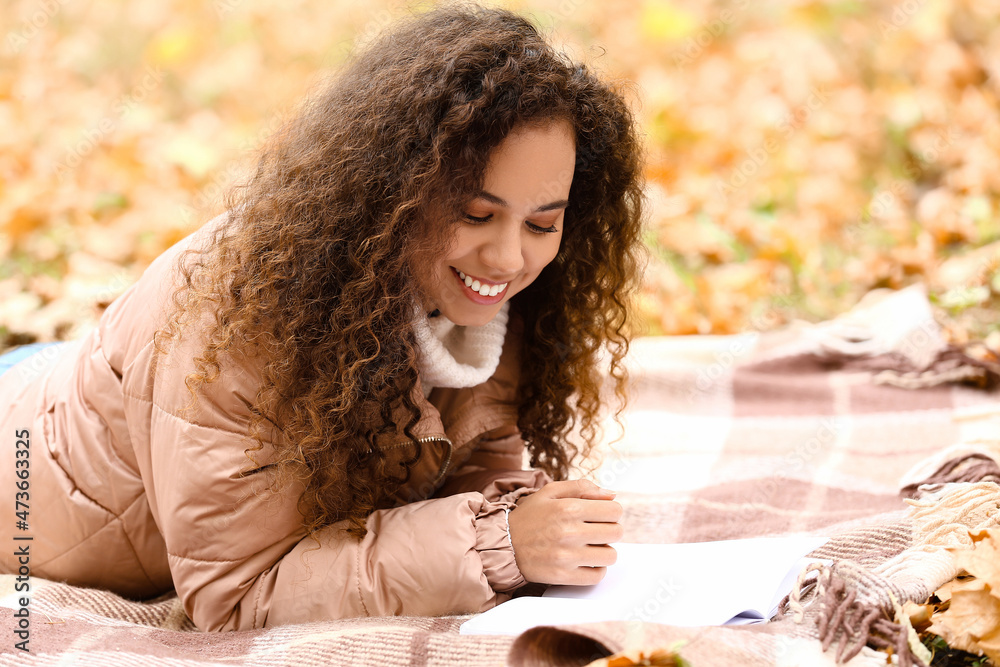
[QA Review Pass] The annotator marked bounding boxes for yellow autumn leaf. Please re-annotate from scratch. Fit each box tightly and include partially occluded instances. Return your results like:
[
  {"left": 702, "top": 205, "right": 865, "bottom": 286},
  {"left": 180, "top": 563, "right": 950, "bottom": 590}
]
[
  {"left": 953, "top": 529, "right": 1000, "bottom": 591},
  {"left": 586, "top": 646, "right": 688, "bottom": 667},
  {"left": 639, "top": 1, "right": 699, "bottom": 42},
  {"left": 933, "top": 574, "right": 986, "bottom": 604},
  {"left": 929, "top": 587, "right": 1000, "bottom": 661},
  {"left": 146, "top": 26, "right": 199, "bottom": 67}
]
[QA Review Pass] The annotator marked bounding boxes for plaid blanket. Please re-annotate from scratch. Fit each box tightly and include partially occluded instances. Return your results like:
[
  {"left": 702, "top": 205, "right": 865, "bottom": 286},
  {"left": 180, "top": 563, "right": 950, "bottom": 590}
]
[{"left": 3, "top": 285, "right": 999, "bottom": 666}]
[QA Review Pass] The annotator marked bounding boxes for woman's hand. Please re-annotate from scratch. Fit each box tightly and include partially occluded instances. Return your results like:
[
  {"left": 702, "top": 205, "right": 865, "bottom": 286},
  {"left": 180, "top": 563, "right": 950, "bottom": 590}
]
[{"left": 506, "top": 479, "right": 623, "bottom": 586}]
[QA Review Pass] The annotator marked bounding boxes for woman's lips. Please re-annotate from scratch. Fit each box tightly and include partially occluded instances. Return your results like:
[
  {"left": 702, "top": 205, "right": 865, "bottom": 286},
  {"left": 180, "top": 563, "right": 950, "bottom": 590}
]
[{"left": 452, "top": 268, "right": 509, "bottom": 305}]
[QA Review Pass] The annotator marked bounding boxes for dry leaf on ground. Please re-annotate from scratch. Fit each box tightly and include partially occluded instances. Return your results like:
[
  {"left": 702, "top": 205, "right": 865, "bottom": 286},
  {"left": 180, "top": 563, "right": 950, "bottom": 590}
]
[
  {"left": 926, "top": 529, "right": 1000, "bottom": 662},
  {"left": 586, "top": 647, "right": 689, "bottom": 667}
]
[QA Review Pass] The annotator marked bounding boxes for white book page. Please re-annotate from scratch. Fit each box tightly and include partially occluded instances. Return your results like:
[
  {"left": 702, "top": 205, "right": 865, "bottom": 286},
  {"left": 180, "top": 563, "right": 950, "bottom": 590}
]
[{"left": 460, "top": 535, "right": 827, "bottom": 636}]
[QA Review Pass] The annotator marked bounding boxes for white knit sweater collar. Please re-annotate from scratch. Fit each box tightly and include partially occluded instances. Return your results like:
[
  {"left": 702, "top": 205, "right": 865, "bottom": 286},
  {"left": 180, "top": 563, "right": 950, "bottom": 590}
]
[{"left": 412, "top": 302, "right": 509, "bottom": 396}]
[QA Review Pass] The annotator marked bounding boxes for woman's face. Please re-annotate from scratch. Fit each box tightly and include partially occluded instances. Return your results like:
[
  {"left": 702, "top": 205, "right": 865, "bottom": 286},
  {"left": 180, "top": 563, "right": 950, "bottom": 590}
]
[{"left": 420, "top": 119, "right": 576, "bottom": 327}]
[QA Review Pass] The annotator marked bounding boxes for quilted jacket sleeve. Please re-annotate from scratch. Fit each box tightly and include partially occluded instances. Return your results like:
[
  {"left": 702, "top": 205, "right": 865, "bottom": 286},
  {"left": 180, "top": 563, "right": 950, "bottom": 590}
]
[
  {"left": 140, "top": 338, "right": 536, "bottom": 632},
  {"left": 435, "top": 424, "right": 552, "bottom": 504}
]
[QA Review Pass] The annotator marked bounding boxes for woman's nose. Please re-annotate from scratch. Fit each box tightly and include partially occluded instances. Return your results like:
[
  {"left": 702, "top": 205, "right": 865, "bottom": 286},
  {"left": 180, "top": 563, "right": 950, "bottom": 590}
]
[{"left": 481, "top": 222, "right": 524, "bottom": 275}]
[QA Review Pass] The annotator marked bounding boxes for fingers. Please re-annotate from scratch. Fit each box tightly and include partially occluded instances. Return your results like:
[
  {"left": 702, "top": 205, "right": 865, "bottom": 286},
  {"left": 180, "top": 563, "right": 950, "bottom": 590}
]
[
  {"left": 581, "top": 498, "right": 623, "bottom": 524},
  {"left": 582, "top": 520, "right": 625, "bottom": 546},
  {"left": 541, "top": 478, "right": 615, "bottom": 500},
  {"left": 569, "top": 567, "right": 608, "bottom": 586},
  {"left": 567, "top": 546, "right": 618, "bottom": 586},
  {"left": 571, "top": 566, "right": 608, "bottom": 586},
  {"left": 510, "top": 480, "right": 624, "bottom": 586},
  {"left": 551, "top": 497, "right": 622, "bottom": 524},
  {"left": 553, "top": 503, "right": 623, "bottom": 545},
  {"left": 584, "top": 544, "right": 618, "bottom": 567},
  {"left": 578, "top": 486, "right": 617, "bottom": 500}
]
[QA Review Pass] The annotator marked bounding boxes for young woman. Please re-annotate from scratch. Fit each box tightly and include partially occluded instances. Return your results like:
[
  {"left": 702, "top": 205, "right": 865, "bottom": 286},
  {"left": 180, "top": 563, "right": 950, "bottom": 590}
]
[{"left": 0, "top": 5, "right": 644, "bottom": 631}]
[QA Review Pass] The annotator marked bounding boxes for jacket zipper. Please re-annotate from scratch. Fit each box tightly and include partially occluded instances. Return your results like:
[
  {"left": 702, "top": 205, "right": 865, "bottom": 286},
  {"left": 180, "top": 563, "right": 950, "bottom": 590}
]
[{"left": 414, "top": 435, "right": 454, "bottom": 486}]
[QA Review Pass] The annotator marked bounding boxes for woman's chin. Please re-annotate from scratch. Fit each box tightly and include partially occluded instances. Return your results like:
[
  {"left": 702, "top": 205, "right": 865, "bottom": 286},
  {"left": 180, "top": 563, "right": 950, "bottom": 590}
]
[{"left": 442, "top": 302, "right": 505, "bottom": 327}]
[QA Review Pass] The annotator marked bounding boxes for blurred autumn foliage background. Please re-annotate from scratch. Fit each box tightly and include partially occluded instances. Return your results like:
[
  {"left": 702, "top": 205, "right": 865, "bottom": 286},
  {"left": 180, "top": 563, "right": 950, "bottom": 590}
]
[{"left": 2, "top": 0, "right": 1000, "bottom": 351}]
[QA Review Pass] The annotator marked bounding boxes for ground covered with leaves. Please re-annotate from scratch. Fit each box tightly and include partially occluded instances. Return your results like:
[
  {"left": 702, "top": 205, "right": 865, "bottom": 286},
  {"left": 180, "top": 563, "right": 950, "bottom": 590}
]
[{"left": 2, "top": 0, "right": 1000, "bottom": 349}]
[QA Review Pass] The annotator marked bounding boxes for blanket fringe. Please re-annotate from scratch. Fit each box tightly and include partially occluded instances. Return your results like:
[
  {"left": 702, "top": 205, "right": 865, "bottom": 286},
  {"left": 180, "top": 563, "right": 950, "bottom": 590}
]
[
  {"left": 906, "top": 482, "right": 1000, "bottom": 546},
  {"left": 834, "top": 345, "right": 1000, "bottom": 390},
  {"left": 815, "top": 567, "right": 928, "bottom": 667},
  {"left": 901, "top": 454, "right": 1000, "bottom": 499},
  {"left": 784, "top": 562, "right": 827, "bottom": 624},
  {"left": 805, "top": 484, "right": 1000, "bottom": 666}
]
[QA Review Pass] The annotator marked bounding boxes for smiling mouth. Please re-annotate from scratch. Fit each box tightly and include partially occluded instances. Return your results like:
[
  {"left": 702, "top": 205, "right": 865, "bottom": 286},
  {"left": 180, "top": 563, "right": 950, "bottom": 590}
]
[{"left": 454, "top": 269, "right": 509, "bottom": 297}]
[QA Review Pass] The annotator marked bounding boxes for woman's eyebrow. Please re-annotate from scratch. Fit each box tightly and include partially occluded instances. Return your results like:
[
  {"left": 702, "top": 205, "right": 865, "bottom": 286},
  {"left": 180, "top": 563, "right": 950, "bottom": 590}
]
[{"left": 474, "top": 190, "right": 570, "bottom": 212}]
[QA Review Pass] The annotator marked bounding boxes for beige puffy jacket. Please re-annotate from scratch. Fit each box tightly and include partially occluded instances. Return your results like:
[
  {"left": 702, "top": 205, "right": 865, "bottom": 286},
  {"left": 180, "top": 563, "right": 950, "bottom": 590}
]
[{"left": 0, "top": 214, "right": 551, "bottom": 631}]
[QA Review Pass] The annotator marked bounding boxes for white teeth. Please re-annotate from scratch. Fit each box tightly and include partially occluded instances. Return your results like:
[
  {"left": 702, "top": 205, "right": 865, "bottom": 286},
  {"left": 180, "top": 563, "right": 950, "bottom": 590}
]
[{"left": 456, "top": 269, "right": 508, "bottom": 297}]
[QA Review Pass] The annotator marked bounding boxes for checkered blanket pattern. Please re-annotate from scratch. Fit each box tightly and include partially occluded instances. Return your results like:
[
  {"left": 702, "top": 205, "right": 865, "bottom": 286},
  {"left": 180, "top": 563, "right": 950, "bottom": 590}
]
[{"left": 3, "top": 286, "right": 998, "bottom": 666}]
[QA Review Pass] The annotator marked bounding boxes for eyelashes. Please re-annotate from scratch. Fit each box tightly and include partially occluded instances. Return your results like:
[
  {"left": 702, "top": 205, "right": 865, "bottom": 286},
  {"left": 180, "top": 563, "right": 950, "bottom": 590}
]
[
  {"left": 463, "top": 214, "right": 559, "bottom": 234},
  {"left": 527, "top": 222, "right": 559, "bottom": 234}
]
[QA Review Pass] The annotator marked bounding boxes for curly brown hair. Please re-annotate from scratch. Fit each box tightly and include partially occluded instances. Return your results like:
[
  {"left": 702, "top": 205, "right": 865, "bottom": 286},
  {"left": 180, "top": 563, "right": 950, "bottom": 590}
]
[{"left": 155, "top": 3, "right": 645, "bottom": 538}]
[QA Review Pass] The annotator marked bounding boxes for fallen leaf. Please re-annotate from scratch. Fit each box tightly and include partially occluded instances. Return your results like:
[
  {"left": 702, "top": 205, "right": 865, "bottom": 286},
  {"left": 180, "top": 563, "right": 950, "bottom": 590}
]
[
  {"left": 928, "top": 587, "right": 1000, "bottom": 661},
  {"left": 953, "top": 530, "right": 1000, "bottom": 591},
  {"left": 586, "top": 647, "right": 689, "bottom": 667}
]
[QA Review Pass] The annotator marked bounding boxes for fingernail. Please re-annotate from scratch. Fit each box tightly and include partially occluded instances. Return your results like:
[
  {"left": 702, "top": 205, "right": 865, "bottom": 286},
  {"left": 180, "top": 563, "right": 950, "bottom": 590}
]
[{"left": 601, "top": 488, "right": 617, "bottom": 496}]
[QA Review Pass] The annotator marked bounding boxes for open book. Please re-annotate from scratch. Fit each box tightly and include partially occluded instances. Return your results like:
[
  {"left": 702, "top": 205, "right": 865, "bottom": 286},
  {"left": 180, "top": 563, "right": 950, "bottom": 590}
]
[{"left": 460, "top": 535, "right": 828, "bottom": 636}]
